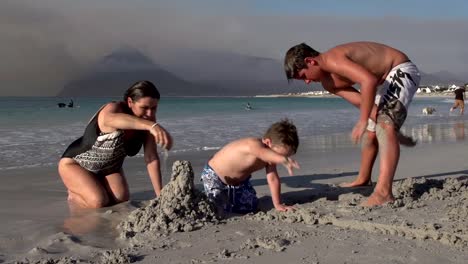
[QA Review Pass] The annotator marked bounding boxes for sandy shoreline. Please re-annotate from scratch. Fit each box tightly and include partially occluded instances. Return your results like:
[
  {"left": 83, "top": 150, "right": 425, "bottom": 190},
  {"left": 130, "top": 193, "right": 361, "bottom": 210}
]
[
  {"left": 255, "top": 92, "right": 454, "bottom": 98},
  {"left": 2, "top": 137, "right": 468, "bottom": 263}
]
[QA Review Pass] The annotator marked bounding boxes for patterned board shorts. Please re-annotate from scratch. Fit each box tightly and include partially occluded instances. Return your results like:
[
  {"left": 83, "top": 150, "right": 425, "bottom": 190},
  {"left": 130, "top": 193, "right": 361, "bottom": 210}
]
[
  {"left": 200, "top": 164, "right": 258, "bottom": 214},
  {"left": 366, "top": 61, "right": 421, "bottom": 132}
]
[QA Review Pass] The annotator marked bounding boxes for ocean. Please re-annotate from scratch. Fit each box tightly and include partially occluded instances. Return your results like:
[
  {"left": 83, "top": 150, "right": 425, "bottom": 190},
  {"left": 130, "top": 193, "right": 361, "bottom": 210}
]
[{"left": 0, "top": 96, "right": 467, "bottom": 171}]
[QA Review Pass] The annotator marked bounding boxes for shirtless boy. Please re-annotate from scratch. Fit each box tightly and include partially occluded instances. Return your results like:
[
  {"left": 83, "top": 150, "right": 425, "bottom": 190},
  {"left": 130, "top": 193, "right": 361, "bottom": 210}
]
[
  {"left": 201, "top": 119, "right": 299, "bottom": 215},
  {"left": 284, "top": 41, "right": 421, "bottom": 206}
]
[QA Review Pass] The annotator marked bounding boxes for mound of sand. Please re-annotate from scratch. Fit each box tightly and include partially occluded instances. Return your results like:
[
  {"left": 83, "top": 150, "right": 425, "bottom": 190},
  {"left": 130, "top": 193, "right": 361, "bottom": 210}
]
[{"left": 119, "top": 160, "right": 219, "bottom": 240}]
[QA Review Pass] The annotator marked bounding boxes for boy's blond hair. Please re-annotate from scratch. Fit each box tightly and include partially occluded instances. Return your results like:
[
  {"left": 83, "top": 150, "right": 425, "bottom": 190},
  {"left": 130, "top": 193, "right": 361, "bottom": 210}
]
[{"left": 263, "top": 119, "right": 299, "bottom": 154}]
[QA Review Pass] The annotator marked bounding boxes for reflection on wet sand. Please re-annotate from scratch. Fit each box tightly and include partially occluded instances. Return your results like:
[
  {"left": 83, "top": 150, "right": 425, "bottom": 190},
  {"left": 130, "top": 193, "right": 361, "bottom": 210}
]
[
  {"left": 401, "top": 121, "right": 468, "bottom": 143},
  {"left": 453, "top": 122, "right": 465, "bottom": 141},
  {"left": 62, "top": 201, "right": 134, "bottom": 247},
  {"left": 305, "top": 121, "right": 468, "bottom": 150}
]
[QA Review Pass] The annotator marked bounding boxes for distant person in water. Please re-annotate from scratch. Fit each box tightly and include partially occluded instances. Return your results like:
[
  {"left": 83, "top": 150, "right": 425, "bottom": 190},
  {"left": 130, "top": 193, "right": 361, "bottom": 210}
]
[
  {"left": 284, "top": 41, "right": 420, "bottom": 206},
  {"left": 450, "top": 86, "right": 465, "bottom": 115},
  {"left": 58, "top": 80, "right": 173, "bottom": 208}
]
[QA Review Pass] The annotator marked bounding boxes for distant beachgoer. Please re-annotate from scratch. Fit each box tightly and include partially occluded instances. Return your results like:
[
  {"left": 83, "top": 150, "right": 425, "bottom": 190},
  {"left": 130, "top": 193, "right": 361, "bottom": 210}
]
[
  {"left": 284, "top": 41, "right": 420, "bottom": 206},
  {"left": 450, "top": 86, "right": 465, "bottom": 115},
  {"left": 58, "top": 80, "right": 173, "bottom": 208},
  {"left": 201, "top": 119, "right": 299, "bottom": 215},
  {"left": 68, "top": 99, "right": 74, "bottom": 108}
]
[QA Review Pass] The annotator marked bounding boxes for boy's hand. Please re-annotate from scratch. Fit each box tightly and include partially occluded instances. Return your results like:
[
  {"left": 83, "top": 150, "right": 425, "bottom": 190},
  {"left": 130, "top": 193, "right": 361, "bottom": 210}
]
[
  {"left": 351, "top": 120, "right": 368, "bottom": 144},
  {"left": 282, "top": 157, "right": 300, "bottom": 176},
  {"left": 274, "top": 203, "right": 295, "bottom": 212}
]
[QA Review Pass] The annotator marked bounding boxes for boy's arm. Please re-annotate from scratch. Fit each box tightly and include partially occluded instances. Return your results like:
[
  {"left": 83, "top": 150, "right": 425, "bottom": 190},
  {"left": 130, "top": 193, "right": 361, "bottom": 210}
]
[
  {"left": 265, "top": 164, "right": 294, "bottom": 212},
  {"left": 250, "top": 141, "right": 299, "bottom": 176}
]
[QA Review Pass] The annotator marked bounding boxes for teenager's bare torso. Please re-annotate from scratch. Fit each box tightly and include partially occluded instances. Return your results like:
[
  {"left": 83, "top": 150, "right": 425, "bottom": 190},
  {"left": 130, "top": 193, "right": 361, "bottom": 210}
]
[
  {"left": 320, "top": 41, "right": 410, "bottom": 89},
  {"left": 209, "top": 138, "right": 267, "bottom": 185}
]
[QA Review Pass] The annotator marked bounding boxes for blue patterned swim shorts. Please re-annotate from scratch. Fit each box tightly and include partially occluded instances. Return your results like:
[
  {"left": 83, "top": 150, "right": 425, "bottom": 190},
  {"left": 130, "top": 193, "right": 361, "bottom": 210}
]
[{"left": 200, "top": 164, "right": 258, "bottom": 214}]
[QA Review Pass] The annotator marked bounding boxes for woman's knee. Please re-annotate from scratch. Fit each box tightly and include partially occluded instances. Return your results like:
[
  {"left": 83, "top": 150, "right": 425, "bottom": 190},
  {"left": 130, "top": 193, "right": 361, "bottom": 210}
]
[
  {"left": 112, "top": 190, "right": 130, "bottom": 204},
  {"left": 85, "top": 192, "right": 110, "bottom": 208}
]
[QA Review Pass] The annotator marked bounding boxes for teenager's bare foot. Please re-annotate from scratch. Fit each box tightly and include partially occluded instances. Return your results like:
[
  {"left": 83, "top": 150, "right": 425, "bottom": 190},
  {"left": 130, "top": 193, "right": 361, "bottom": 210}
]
[
  {"left": 360, "top": 192, "right": 395, "bottom": 207},
  {"left": 397, "top": 132, "right": 417, "bottom": 147},
  {"left": 339, "top": 179, "right": 372, "bottom": 188}
]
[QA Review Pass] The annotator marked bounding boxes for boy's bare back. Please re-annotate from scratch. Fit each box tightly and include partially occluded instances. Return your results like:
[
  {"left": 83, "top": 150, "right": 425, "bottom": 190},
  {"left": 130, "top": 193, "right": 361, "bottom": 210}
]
[
  {"left": 320, "top": 41, "right": 409, "bottom": 86},
  {"left": 209, "top": 137, "right": 267, "bottom": 185}
]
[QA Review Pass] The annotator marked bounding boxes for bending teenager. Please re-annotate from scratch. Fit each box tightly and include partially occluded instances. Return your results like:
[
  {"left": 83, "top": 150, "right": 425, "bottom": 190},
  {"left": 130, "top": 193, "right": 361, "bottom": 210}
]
[
  {"left": 58, "top": 80, "right": 173, "bottom": 208},
  {"left": 284, "top": 42, "right": 420, "bottom": 206}
]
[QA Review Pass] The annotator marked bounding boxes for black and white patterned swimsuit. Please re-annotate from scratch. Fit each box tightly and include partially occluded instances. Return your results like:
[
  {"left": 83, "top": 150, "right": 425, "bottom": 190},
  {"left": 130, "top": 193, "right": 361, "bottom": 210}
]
[{"left": 62, "top": 105, "right": 144, "bottom": 176}]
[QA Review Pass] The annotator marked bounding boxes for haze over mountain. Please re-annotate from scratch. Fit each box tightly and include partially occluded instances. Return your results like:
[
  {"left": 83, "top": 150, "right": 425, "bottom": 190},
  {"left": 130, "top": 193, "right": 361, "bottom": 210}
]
[
  {"left": 58, "top": 48, "right": 313, "bottom": 97},
  {"left": 58, "top": 47, "right": 465, "bottom": 97}
]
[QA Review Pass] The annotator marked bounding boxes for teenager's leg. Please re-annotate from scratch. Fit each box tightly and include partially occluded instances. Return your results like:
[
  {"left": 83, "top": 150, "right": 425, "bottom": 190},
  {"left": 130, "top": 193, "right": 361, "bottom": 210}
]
[
  {"left": 58, "top": 158, "right": 110, "bottom": 208},
  {"left": 340, "top": 131, "right": 378, "bottom": 187},
  {"left": 361, "top": 123, "right": 398, "bottom": 206},
  {"left": 101, "top": 170, "right": 130, "bottom": 205}
]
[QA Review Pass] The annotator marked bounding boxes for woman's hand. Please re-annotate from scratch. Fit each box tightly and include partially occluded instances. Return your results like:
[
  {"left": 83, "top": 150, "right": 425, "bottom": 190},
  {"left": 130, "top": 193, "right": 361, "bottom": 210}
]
[{"left": 149, "top": 123, "right": 173, "bottom": 150}]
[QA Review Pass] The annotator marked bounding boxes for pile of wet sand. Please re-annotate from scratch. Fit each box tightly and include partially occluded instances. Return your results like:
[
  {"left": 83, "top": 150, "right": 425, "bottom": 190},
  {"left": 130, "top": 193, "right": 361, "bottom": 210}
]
[{"left": 118, "top": 160, "right": 219, "bottom": 241}]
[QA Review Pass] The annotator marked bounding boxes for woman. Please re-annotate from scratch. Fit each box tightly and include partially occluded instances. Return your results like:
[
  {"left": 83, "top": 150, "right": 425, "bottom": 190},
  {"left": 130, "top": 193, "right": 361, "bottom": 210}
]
[{"left": 58, "top": 80, "right": 173, "bottom": 208}]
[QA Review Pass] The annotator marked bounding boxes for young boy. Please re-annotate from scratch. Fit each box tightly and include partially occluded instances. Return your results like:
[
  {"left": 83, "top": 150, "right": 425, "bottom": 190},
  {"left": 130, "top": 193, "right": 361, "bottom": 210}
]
[
  {"left": 201, "top": 119, "right": 300, "bottom": 215},
  {"left": 284, "top": 41, "right": 421, "bottom": 206}
]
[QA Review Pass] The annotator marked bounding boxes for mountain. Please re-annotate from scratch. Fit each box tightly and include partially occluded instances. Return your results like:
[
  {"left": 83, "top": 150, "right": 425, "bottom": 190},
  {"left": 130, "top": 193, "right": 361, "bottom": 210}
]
[
  {"left": 59, "top": 47, "right": 465, "bottom": 97},
  {"left": 420, "top": 71, "right": 466, "bottom": 86},
  {"left": 58, "top": 48, "right": 311, "bottom": 97},
  {"left": 58, "top": 48, "right": 206, "bottom": 97}
]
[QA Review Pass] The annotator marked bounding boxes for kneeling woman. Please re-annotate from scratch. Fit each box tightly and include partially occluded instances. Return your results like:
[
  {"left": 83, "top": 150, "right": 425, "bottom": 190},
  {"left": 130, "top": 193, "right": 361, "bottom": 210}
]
[{"left": 58, "top": 80, "right": 173, "bottom": 208}]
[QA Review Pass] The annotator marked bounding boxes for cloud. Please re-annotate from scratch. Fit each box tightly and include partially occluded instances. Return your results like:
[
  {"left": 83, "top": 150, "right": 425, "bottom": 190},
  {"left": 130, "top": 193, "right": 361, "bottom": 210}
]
[{"left": 1, "top": 0, "right": 467, "bottom": 95}]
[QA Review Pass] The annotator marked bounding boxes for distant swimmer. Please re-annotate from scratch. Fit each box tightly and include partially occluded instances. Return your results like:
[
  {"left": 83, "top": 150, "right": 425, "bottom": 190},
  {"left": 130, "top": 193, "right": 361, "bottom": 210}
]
[
  {"left": 244, "top": 102, "right": 252, "bottom": 110},
  {"left": 57, "top": 99, "right": 75, "bottom": 108}
]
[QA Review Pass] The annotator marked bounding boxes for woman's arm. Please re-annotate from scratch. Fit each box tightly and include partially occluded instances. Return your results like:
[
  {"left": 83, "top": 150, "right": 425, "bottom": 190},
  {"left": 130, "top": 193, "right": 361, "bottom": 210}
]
[
  {"left": 98, "top": 102, "right": 153, "bottom": 132},
  {"left": 98, "top": 102, "right": 173, "bottom": 150},
  {"left": 143, "top": 133, "right": 163, "bottom": 196}
]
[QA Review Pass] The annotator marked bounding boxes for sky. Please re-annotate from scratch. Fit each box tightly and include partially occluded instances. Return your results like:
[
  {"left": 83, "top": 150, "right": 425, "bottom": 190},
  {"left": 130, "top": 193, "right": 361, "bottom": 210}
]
[{"left": 1, "top": 0, "right": 468, "bottom": 96}]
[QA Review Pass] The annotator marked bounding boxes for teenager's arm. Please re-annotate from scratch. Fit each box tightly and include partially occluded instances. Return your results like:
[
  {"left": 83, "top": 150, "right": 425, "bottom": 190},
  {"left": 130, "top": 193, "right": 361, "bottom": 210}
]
[
  {"left": 324, "top": 84, "right": 378, "bottom": 122},
  {"left": 143, "top": 133, "right": 163, "bottom": 196},
  {"left": 323, "top": 55, "right": 379, "bottom": 122}
]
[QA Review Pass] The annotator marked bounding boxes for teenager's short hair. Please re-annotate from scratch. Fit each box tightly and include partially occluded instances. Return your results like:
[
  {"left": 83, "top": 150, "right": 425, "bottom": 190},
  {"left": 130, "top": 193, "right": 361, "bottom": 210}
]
[
  {"left": 284, "top": 43, "right": 320, "bottom": 81},
  {"left": 264, "top": 119, "right": 299, "bottom": 154}
]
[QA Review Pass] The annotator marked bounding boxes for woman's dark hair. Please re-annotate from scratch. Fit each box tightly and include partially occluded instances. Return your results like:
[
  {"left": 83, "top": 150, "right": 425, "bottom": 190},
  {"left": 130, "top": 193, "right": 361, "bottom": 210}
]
[{"left": 123, "top": 80, "right": 160, "bottom": 102}]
